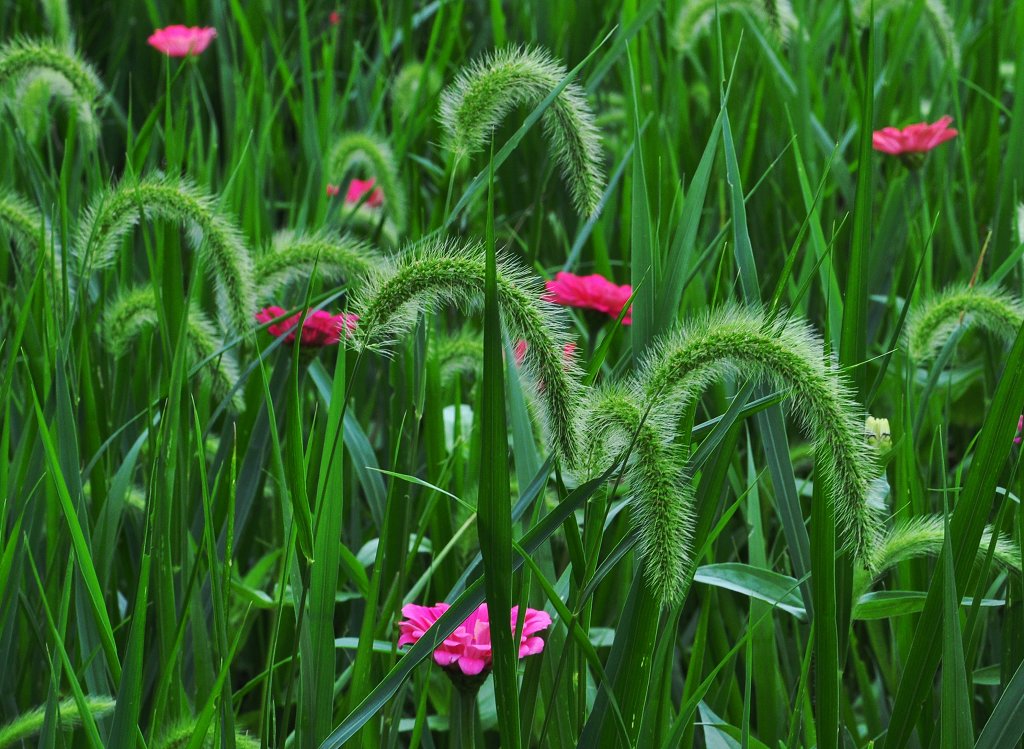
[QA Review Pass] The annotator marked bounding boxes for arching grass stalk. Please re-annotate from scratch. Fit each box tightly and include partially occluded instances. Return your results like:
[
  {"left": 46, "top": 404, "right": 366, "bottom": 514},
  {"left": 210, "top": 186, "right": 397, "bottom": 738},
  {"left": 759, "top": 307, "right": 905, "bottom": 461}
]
[
  {"left": 671, "top": 0, "right": 799, "bottom": 52},
  {"left": 0, "top": 185, "right": 61, "bottom": 277},
  {"left": 151, "top": 722, "right": 261, "bottom": 749},
  {"left": 599, "top": 306, "right": 883, "bottom": 603},
  {"left": 0, "top": 37, "right": 103, "bottom": 139},
  {"left": 854, "top": 0, "right": 960, "bottom": 66},
  {"left": 904, "top": 283, "right": 1024, "bottom": 362},
  {"left": 327, "top": 132, "right": 407, "bottom": 231},
  {"left": 253, "top": 229, "right": 379, "bottom": 301},
  {"left": 76, "top": 175, "right": 255, "bottom": 333},
  {"left": 854, "top": 515, "right": 1021, "bottom": 599},
  {"left": 438, "top": 46, "right": 605, "bottom": 217},
  {"left": 103, "top": 286, "right": 244, "bottom": 411},
  {"left": 0, "top": 696, "right": 115, "bottom": 749},
  {"left": 350, "top": 237, "right": 583, "bottom": 462}
]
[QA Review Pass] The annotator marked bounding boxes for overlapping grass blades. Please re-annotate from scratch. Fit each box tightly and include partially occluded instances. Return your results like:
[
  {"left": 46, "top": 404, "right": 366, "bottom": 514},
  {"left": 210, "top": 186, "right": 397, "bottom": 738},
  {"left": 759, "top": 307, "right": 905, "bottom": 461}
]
[
  {"left": 0, "top": 37, "right": 103, "bottom": 138},
  {"left": 76, "top": 175, "right": 255, "bottom": 333},
  {"left": 102, "top": 286, "right": 243, "bottom": 410},
  {"left": 151, "top": 723, "right": 261, "bottom": 749},
  {"left": 438, "top": 46, "right": 605, "bottom": 217},
  {"left": 327, "top": 132, "right": 407, "bottom": 231},
  {"left": 671, "top": 0, "right": 799, "bottom": 52},
  {"left": 905, "top": 283, "right": 1024, "bottom": 362},
  {"left": 254, "top": 229, "right": 379, "bottom": 301},
  {"left": 0, "top": 696, "right": 115, "bottom": 748},
  {"left": 349, "top": 236, "right": 583, "bottom": 462},
  {"left": 0, "top": 185, "right": 60, "bottom": 277},
  {"left": 855, "top": 0, "right": 960, "bottom": 66}
]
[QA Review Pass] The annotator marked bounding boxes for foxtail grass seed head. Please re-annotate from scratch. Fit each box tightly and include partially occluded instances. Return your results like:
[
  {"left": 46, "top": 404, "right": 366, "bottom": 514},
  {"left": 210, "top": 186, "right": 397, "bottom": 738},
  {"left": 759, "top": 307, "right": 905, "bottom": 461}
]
[
  {"left": 438, "top": 46, "right": 606, "bottom": 217},
  {"left": 103, "top": 285, "right": 245, "bottom": 411},
  {"left": 0, "top": 696, "right": 115, "bottom": 749},
  {"left": 672, "top": 0, "right": 799, "bottom": 52},
  {"left": 254, "top": 229, "right": 379, "bottom": 301},
  {"left": 905, "top": 283, "right": 1024, "bottom": 363},
  {"left": 350, "top": 236, "right": 583, "bottom": 462},
  {"left": 76, "top": 174, "right": 256, "bottom": 333},
  {"left": 152, "top": 722, "right": 261, "bottom": 749},
  {"left": 854, "top": 0, "right": 960, "bottom": 66},
  {"left": 634, "top": 306, "right": 883, "bottom": 589},
  {"left": 855, "top": 515, "right": 1022, "bottom": 598},
  {"left": 576, "top": 382, "right": 695, "bottom": 604},
  {"left": 0, "top": 37, "right": 103, "bottom": 139},
  {"left": 0, "top": 185, "right": 62, "bottom": 278},
  {"left": 391, "top": 62, "right": 443, "bottom": 123},
  {"left": 327, "top": 132, "right": 407, "bottom": 231}
]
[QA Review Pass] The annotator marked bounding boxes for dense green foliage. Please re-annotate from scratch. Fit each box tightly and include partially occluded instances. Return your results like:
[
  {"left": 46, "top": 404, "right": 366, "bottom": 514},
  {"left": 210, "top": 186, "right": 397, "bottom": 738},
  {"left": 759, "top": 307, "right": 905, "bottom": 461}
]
[{"left": 2, "top": 1, "right": 1023, "bottom": 748}]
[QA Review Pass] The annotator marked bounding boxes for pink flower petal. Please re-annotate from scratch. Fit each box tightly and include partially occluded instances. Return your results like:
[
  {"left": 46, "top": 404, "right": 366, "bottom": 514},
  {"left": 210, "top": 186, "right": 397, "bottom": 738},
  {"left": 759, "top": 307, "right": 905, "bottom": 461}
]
[
  {"left": 872, "top": 116, "right": 958, "bottom": 156},
  {"left": 148, "top": 25, "right": 217, "bottom": 57}
]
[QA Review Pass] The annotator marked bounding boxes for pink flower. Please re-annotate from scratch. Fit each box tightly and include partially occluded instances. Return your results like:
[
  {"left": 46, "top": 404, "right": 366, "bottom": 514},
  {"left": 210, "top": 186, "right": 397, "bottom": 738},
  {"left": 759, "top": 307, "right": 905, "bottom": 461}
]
[
  {"left": 544, "top": 271, "right": 633, "bottom": 325},
  {"left": 329, "top": 10, "right": 342, "bottom": 26},
  {"left": 147, "top": 25, "right": 217, "bottom": 57},
  {"left": 255, "top": 306, "right": 358, "bottom": 347},
  {"left": 872, "top": 116, "right": 958, "bottom": 155},
  {"left": 398, "top": 602, "right": 552, "bottom": 676},
  {"left": 513, "top": 339, "right": 577, "bottom": 367},
  {"left": 346, "top": 178, "right": 384, "bottom": 208},
  {"left": 1016, "top": 415, "right": 1023, "bottom": 445},
  {"left": 326, "top": 183, "right": 341, "bottom": 197}
]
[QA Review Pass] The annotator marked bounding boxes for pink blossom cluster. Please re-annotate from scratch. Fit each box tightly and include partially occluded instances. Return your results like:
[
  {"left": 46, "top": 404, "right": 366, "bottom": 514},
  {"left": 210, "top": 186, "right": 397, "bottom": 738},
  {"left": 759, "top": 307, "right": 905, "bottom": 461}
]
[
  {"left": 255, "top": 307, "right": 358, "bottom": 347},
  {"left": 398, "top": 602, "right": 552, "bottom": 676}
]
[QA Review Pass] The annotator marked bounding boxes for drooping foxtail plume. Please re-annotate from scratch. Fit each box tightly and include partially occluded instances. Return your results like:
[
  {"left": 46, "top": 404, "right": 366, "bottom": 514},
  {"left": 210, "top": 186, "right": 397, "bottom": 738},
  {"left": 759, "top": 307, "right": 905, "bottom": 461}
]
[
  {"left": 151, "top": 722, "right": 261, "bottom": 749},
  {"left": 617, "top": 306, "right": 883, "bottom": 601},
  {"left": 854, "top": 0, "right": 960, "bottom": 66},
  {"left": 76, "top": 175, "right": 255, "bottom": 333},
  {"left": 904, "top": 283, "right": 1024, "bottom": 363},
  {"left": 254, "top": 229, "right": 380, "bottom": 301},
  {"left": 854, "top": 515, "right": 1021, "bottom": 599},
  {"left": 350, "top": 237, "right": 583, "bottom": 462},
  {"left": 103, "top": 286, "right": 244, "bottom": 411},
  {"left": 438, "top": 46, "right": 605, "bottom": 217},
  {"left": 671, "top": 0, "right": 799, "bottom": 52},
  {"left": 0, "top": 37, "right": 102, "bottom": 139},
  {"left": 432, "top": 328, "right": 484, "bottom": 387},
  {"left": 327, "top": 132, "right": 407, "bottom": 231},
  {"left": 391, "top": 62, "right": 443, "bottom": 123},
  {"left": 0, "top": 185, "right": 61, "bottom": 278},
  {"left": 577, "top": 382, "right": 694, "bottom": 604},
  {"left": 0, "top": 696, "right": 115, "bottom": 749}
]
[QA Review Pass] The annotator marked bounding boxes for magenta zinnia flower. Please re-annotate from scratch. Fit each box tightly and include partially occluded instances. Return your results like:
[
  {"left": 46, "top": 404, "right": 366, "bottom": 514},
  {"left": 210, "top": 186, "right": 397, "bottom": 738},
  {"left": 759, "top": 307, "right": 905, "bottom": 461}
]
[
  {"left": 346, "top": 178, "right": 384, "bottom": 208},
  {"left": 398, "top": 602, "right": 552, "bottom": 677},
  {"left": 872, "top": 116, "right": 958, "bottom": 155},
  {"left": 147, "top": 25, "right": 217, "bottom": 57},
  {"left": 255, "top": 306, "right": 358, "bottom": 347},
  {"left": 544, "top": 271, "right": 633, "bottom": 325}
]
